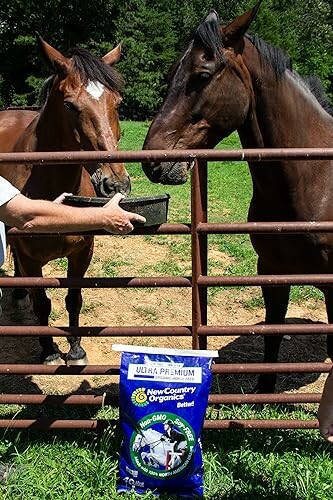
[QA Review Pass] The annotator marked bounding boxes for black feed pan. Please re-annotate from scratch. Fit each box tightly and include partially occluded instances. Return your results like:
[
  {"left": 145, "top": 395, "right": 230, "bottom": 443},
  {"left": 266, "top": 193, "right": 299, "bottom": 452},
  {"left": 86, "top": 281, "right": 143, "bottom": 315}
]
[{"left": 63, "top": 194, "right": 170, "bottom": 227}]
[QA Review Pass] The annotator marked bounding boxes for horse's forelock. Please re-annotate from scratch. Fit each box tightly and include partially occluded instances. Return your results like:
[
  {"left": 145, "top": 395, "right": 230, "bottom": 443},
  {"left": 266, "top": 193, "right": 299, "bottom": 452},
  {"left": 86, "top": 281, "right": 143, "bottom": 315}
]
[
  {"left": 192, "top": 14, "right": 225, "bottom": 62},
  {"left": 66, "top": 47, "right": 124, "bottom": 93}
]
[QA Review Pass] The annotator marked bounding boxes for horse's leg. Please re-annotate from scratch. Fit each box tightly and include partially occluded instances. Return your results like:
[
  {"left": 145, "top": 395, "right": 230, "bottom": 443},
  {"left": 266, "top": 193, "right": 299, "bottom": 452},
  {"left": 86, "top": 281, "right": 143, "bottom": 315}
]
[
  {"left": 322, "top": 287, "right": 333, "bottom": 362},
  {"left": 11, "top": 251, "right": 30, "bottom": 309},
  {"left": 255, "top": 261, "right": 290, "bottom": 393},
  {"left": 65, "top": 239, "right": 93, "bottom": 365},
  {"left": 31, "top": 287, "right": 62, "bottom": 364},
  {"left": 13, "top": 253, "right": 61, "bottom": 364}
]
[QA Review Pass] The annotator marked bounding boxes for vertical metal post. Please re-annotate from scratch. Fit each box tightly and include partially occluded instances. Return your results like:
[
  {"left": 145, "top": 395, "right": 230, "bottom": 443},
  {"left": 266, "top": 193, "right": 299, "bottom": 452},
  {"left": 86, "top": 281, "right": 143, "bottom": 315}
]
[{"left": 191, "top": 159, "right": 208, "bottom": 349}]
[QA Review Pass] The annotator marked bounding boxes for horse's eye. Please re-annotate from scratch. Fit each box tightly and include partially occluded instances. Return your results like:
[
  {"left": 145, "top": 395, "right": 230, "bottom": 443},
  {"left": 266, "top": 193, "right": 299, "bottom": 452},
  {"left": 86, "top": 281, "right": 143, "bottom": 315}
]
[
  {"left": 191, "top": 113, "right": 203, "bottom": 124},
  {"left": 64, "top": 101, "right": 78, "bottom": 112}
]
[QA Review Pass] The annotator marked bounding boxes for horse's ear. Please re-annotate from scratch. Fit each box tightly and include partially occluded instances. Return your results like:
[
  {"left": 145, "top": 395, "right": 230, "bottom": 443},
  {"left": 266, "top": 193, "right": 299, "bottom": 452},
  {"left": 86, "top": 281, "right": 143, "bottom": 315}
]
[
  {"left": 36, "top": 34, "right": 70, "bottom": 75},
  {"left": 223, "top": 1, "right": 262, "bottom": 43},
  {"left": 101, "top": 44, "right": 122, "bottom": 66}
]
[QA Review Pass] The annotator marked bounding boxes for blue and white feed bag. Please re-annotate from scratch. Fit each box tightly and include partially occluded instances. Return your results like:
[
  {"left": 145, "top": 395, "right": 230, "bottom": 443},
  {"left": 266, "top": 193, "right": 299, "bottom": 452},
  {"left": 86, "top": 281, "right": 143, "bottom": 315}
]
[{"left": 113, "top": 344, "right": 218, "bottom": 498}]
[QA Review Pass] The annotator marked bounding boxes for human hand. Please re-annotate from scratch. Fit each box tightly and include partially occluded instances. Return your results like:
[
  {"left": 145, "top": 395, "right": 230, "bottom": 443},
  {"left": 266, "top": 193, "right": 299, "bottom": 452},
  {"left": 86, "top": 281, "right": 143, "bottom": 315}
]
[{"left": 103, "top": 193, "right": 146, "bottom": 234}]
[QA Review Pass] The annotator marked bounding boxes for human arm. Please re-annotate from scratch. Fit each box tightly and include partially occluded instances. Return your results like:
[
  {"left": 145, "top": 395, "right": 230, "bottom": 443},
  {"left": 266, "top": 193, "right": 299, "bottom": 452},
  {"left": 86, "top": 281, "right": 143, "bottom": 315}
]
[
  {"left": 0, "top": 192, "right": 145, "bottom": 235},
  {"left": 317, "top": 369, "right": 333, "bottom": 443}
]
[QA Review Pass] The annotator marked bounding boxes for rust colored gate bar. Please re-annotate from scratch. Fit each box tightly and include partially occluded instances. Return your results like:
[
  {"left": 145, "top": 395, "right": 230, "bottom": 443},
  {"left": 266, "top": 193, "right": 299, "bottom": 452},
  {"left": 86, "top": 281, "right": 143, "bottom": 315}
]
[
  {"left": 1, "top": 147, "right": 333, "bottom": 432},
  {"left": 191, "top": 159, "right": 208, "bottom": 350},
  {"left": 0, "top": 392, "right": 321, "bottom": 405},
  {"left": 0, "top": 148, "right": 333, "bottom": 165},
  {"left": 0, "top": 418, "right": 318, "bottom": 430},
  {"left": 0, "top": 361, "right": 329, "bottom": 375}
]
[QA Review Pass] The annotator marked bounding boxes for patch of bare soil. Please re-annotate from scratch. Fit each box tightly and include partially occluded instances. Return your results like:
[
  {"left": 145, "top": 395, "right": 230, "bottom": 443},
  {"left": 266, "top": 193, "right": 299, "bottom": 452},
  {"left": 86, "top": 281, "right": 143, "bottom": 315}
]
[{"left": 0, "top": 235, "right": 330, "bottom": 398}]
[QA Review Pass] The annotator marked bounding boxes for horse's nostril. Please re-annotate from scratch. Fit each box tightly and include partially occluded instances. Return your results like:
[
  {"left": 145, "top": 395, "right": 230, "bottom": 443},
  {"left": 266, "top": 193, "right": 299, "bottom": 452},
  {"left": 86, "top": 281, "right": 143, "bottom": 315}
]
[
  {"left": 102, "top": 175, "right": 131, "bottom": 196},
  {"left": 103, "top": 177, "right": 117, "bottom": 196}
]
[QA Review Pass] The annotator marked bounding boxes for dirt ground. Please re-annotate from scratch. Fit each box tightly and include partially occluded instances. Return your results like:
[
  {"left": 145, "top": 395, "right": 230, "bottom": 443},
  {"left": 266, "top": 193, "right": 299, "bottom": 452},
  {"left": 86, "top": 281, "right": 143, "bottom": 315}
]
[{"left": 0, "top": 235, "right": 330, "bottom": 397}]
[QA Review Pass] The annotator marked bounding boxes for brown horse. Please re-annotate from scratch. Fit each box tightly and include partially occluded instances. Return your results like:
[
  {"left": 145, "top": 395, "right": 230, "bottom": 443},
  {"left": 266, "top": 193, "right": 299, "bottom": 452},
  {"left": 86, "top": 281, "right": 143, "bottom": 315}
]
[
  {"left": 0, "top": 84, "right": 130, "bottom": 196},
  {"left": 142, "top": 3, "right": 333, "bottom": 392},
  {"left": 2, "top": 37, "right": 130, "bottom": 365}
]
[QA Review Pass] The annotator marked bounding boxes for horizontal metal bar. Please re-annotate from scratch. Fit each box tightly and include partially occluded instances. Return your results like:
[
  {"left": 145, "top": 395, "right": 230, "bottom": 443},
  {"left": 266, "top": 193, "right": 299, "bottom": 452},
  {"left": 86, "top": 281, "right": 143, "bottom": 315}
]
[
  {"left": 8, "top": 220, "right": 333, "bottom": 237},
  {"left": 198, "top": 274, "right": 333, "bottom": 287},
  {"left": 0, "top": 394, "right": 118, "bottom": 405},
  {"left": 0, "top": 419, "right": 107, "bottom": 429},
  {"left": 212, "top": 362, "right": 332, "bottom": 373},
  {"left": 0, "top": 325, "right": 192, "bottom": 337},
  {"left": 0, "top": 418, "right": 318, "bottom": 430},
  {"left": 204, "top": 419, "right": 318, "bottom": 429},
  {"left": 1, "top": 323, "right": 333, "bottom": 337},
  {"left": 0, "top": 276, "right": 192, "bottom": 288},
  {"left": 1, "top": 274, "right": 332, "bottom": 289},
  {"left": 0, "top": 362, "right": 329, "bottom": 375},
  {"left": 199, "top": 324, "right": 333, "bottom": 336},
  {"left": 0, "top": 392, "right": 320, "bottom": 406},
  {"left": 199, "top": 221, "right": 333, "bottom": 233},
  {"left": 0, "top": 148, "right": 332, "bottom": 165},
  {"left": 0, "top": 364, "right": 120, "bottom": 375},
  {"left": 208, "top": 393, "right": 321, "bottom": 404},
  {"left": 7, "top": 223, "right": 191, "bottom": 237}
]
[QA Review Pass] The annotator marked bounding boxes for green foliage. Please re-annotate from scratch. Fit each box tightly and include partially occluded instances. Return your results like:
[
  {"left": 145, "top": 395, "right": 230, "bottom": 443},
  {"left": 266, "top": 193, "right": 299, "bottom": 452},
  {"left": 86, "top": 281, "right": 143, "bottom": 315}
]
[
  {"left": 0, "top": 0, "right": 331, "bottom": 114},
  {"left": 115, "top": 0, "right": 178, "bottom": 118}
]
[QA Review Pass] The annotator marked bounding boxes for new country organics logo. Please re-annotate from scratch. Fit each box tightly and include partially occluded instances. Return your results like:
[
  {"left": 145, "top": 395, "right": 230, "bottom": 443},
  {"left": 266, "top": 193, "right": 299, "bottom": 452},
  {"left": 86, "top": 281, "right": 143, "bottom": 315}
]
[{"left": 131, "top": 388, "right": 149, "bottom": 407}]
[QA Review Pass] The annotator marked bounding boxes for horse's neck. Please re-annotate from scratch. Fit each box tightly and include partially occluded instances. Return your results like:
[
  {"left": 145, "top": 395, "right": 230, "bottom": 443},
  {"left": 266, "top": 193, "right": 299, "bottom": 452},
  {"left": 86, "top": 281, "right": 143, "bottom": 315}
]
[
  {"left": 239, "top": 42, "right": 333, "bottom": 149},
  {"left": 238, "top": 42, "right": 333, "bottom": 217},
  {"left": 16, "top": 97, "right": 87, "bottom": 199}
]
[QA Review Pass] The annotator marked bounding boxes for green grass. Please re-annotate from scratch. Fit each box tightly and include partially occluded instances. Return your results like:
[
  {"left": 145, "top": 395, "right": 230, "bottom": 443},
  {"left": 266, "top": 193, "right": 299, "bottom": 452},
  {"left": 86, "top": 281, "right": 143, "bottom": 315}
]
[{"left": 0, "top": 413, "right": 332, "bottom": 499}]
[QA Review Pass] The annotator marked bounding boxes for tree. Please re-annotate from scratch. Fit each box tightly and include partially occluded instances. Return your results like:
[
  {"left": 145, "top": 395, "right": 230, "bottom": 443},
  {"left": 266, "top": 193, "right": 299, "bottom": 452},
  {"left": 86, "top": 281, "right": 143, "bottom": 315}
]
[{"left": 115, "top": 0, "right": 178, "bottom": 118}]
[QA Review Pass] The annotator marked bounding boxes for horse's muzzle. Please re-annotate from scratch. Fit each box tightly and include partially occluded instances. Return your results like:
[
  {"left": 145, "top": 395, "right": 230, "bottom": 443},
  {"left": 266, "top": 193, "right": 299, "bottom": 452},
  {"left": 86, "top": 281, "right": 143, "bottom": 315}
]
[
  {"left": 91, "top": 169, "right": 131, "bottom": 197},
  {"left": 142, "top": 161, "right": 189, "bottom": 185}
]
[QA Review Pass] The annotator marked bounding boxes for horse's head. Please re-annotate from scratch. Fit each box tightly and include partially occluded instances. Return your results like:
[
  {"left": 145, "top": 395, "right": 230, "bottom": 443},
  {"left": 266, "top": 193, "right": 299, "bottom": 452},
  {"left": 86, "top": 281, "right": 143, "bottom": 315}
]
[
  {"left": 37, "top": 37, "right": 131, "bottom": 197},
  {"left": 142, "top": 2, "right": 261, "bottom": 184}
]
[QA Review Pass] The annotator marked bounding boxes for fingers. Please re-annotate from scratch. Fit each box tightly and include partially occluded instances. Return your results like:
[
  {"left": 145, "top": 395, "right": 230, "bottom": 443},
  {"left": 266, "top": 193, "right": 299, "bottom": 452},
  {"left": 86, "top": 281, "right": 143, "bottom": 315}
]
[
  {"left": 104, "top": 195, "right": 146, "bottom": 225},
  {"left": 126, "top": 211, "right": 146, "bottom": 224},
  {"left": 106, "top": 193, "right": 124, "bottom": 207}
]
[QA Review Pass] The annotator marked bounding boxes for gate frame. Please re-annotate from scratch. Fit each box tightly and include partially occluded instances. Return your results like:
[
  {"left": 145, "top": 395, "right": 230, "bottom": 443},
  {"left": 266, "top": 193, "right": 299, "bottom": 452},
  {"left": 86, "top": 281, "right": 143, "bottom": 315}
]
[{"left": 0, "top": 147, "right": 333, "bottom": 430}]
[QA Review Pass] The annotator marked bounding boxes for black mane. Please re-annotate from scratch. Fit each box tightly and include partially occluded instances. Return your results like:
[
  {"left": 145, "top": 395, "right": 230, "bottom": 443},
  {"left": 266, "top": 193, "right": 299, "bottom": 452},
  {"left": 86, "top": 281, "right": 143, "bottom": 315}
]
[
  {"left": 246, "top": 33, "right": 292, "bottom": 78},
  {"left": 247, "top": 33, "right": 333, "bottom": 117},
  {"left": 66, "top": 47, "right": 124, "bottom": 93}
]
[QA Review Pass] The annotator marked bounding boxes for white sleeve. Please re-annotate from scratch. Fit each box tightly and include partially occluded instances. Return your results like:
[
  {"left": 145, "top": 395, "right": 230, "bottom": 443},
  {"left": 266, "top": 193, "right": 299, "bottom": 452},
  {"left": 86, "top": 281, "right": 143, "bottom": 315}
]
[
  {"left": 0, "top": 176, "right": 20, "bottom": 206},
  {"left": 0, "top": 176, "right": 20, "bottom": 266}
]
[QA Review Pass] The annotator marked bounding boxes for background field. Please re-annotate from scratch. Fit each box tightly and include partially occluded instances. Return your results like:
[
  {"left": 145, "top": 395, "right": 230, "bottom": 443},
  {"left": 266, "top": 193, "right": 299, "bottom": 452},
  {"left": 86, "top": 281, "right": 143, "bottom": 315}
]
[{"left": 0, "top": 121, "right": 332, "bottom": 499}]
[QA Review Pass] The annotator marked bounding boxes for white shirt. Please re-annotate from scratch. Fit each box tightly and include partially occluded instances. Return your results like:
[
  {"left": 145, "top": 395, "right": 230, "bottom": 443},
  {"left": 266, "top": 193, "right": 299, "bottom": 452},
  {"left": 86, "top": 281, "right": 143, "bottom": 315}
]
[{"left": 0, "top": 176, "right": 20, "bottom": 266}]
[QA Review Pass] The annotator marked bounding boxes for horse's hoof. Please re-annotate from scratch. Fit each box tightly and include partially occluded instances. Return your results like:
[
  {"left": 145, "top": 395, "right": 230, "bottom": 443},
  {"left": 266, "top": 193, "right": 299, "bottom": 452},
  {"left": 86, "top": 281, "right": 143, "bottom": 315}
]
[
  {"left": 66, "top": 356, "right": 88, "bottom": 366},
  {"left": 43, "top": 354, "right": 64, "bottom": 365}
]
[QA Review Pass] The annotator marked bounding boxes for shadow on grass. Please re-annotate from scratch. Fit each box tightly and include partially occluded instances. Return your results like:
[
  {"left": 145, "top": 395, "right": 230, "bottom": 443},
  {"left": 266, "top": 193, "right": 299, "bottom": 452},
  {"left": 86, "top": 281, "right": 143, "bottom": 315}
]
[{"left": 214, "top": 317, "right": 328, "bottom": 394}]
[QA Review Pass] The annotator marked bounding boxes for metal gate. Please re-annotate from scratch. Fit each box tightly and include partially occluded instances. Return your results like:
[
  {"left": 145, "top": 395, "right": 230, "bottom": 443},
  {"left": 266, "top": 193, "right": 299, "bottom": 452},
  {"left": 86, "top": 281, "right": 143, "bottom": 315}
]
[{"left": 1, "top": 147, "right": 333, "bottom": 431}]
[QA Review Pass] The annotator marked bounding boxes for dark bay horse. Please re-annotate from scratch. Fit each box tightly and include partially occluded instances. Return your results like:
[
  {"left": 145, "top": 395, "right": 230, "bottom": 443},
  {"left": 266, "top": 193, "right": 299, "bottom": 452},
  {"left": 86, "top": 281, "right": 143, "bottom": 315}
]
[
  {"left": 1, "top": 37, "right": 130, "bottom": 365},
  {"left": 142, "top": 3, "right": 333, "bottom": 392}
]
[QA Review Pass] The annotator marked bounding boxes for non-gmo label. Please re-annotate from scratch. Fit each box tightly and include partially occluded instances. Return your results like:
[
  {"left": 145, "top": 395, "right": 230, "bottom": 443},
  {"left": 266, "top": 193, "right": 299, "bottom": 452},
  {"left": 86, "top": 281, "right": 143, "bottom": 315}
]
[
  {"left": 130, "top": 412, "right": 195, "bottom": 479},
  {"left": 128, "top": 362, "right": 202, "bottom": 383}
]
